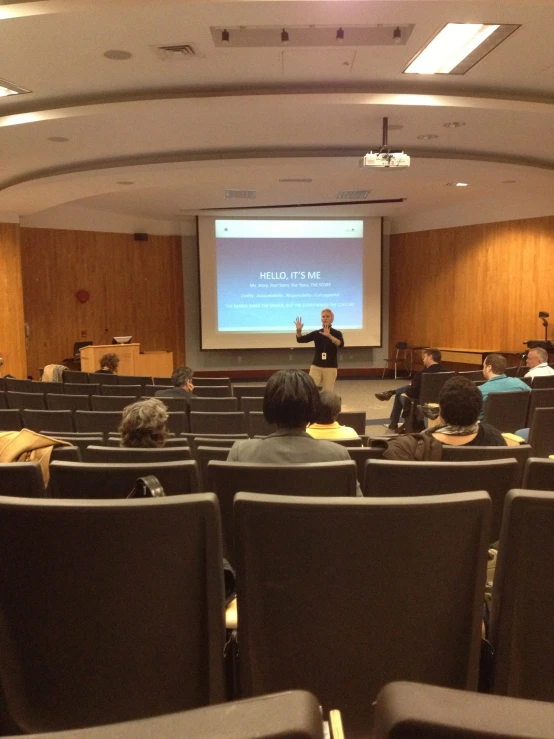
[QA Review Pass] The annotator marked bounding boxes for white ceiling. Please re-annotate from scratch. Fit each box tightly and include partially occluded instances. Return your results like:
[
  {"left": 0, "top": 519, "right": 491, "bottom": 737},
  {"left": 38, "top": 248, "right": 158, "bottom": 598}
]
[{"left": 0, "top": 0, "right": 553, "bottom": 229}]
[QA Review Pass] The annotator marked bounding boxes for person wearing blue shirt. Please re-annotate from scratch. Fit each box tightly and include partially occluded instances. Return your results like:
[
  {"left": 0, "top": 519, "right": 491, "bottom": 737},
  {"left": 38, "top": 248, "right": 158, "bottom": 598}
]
[{"left": 479, "top": 353, "right": 530, "bottom": 420}]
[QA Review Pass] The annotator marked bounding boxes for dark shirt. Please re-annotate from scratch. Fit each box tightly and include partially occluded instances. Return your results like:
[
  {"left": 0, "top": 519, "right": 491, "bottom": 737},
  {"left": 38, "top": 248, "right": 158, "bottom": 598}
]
[
  {"left": 155, "top": 386, "right": 196, "bottom": 403},
  {"left": 95, "top": 368, "right": 115, "bottom": 374},
  {"left": 405, "top": 362, "right": 447, "bottom": 399},
  {"left": 427, "top": 422, "right": 506, "bottom": 446},
  {"left": 296, "top": 327, "right": 344, "bottom": 368}
]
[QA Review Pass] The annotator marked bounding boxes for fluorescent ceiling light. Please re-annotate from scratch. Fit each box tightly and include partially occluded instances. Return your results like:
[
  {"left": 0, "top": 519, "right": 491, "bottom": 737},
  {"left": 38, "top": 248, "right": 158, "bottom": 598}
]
[
  {"left": 0, "top": 77, "right": 30, "bottom": 96},
  {"left": 405, "top": 23, "right": 518, "bottom": 75}
]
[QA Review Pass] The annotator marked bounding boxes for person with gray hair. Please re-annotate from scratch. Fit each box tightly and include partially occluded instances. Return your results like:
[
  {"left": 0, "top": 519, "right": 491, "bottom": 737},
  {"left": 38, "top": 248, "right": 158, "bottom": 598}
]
[
  {"left": 524, "top": 347, "right": 554, "bottom": 379},
  {"left": 119, "top": 398, "right": 169, "bottom": 448},
  {"left": 154, "top": 365, "right": 196, "bottom": 403},
  {"left": 306, "top": 390, "right": 360, "bottom": 440}
]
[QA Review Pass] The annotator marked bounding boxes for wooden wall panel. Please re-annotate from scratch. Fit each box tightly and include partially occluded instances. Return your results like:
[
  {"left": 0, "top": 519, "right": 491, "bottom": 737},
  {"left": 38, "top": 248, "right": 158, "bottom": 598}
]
[
  {"left": 0, "top": 223, "right": 27, "bottom": 377},
  {"left": 389, "top": 215, "right": 554, "bottom": 360},
  {"left": 20, "top": 228, "right": 185, "bottom": 378}
]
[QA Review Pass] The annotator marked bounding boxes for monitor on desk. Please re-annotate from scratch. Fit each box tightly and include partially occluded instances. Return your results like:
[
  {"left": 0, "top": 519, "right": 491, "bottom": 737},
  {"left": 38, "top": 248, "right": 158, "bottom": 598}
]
[{"left": 112, "top": 336, "right": 132, "bottom": 345}]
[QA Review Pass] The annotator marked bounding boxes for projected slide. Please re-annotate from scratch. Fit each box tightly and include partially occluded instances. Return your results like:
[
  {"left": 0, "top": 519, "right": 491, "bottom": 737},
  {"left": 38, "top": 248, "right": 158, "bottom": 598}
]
[{"left": 215, "top": 220, "right": 363, "bottom": 332}]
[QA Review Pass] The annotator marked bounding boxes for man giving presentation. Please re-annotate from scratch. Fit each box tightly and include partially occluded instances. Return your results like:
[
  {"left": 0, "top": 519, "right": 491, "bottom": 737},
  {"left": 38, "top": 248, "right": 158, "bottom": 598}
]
[{"left": 295, "top": 308, "right": 344, "bottom": 391}]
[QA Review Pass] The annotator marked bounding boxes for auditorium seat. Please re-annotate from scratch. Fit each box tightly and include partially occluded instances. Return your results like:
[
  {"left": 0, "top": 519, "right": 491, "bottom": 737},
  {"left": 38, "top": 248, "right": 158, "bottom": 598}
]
[
  {"left": 118, "top": 375, "right": 152, "bottom": 388},
  {"left": 457, "top": 369, "right": 485, "bottom": 381},
  {"left": 0, "top": 392, "right": 6, "bottom": 409},
  {"left": 232, "top": 384, "right": 267, "bottom": 400},
  {"left": 6, "top": 391, "right": 46, "bottom": 411},
  {"left": 47, "top": 393, "right": 90, "bottom": 411},
  {"left": 193, "top": 385, "right": 232, "bottom": 398},
  {"left": 0, "top": 461, "right": 44, "bottom": 497},
  {"left": 323, "top": 437, "right": 363, "bottom": 448},
  {"left": 196, "top": 445, "right": 231, "bottom": 491},
  {"left": 193, "top": 377, "right": 232, "bottom": 387},
  {"left": 30, "top": 381, "right": 64, "bottom": 394},
  {"left": 5, "top": 378, "right": 32, "bottom": 393},
  {"left": 83, "top": 445, "right": 193, "bottom": 463},
  {"left": 234, "top": 491, "right": 490, "bottom": 735},
  {"left": 152, "top": 376, "right": 172, "bottom": 385},
  {"left": 530, "top": 375, "right": 554, "bottom": 389},
  {"left": 188, "top": 396, "right": 239, "bottom": 413},
  {"left": 528, "top": 407, "right": 554, "bottom": 457},
  {"left": 143, "top": 384, "right": 170, "bottom": 396},
  {"left": 526, "top": 388, "right": 554, "bottom": 426},
  {"left": 90, "top": 395, "right": 137, "bottom": 412},
  {"left": 190, "top": 411, "right": 247, "bottom": 435},
  {"left": 42, "top": 436, "right": 102, "bottom": 457},
  {"left": 89, "top": 372, "right": 117, "bottom": 385},
  {"left": 49, "top": 460, "right": 200, "bottom": 498},
  {"left": 151, "top": 396, "right": 191, "bottom": 414},
  {"left": 0, "top": 493, "right": 225, "bottom": 732},
  {"left": 364, "top": 458, "right": 518, "bottom": 543},
  {"left": 62, "top": 370, "right": 88, "bottom": 383},
  {"left": 50, "top": 445, "right": 82, "bottom": 463},
  {"left": 101, "top": 384, "right": 141, "bottom": 397},
  {"left": 347, "top": 446, "right": 386, "bottom": 487},
  {"left": 337, "top": 410, "right": 366, "bottom": 435},
  {"left": 166, "top": 411, "right": 189, "bottom": 435},
  {"left": 105, "top": 435, "right": 189, "bottom": 448},
  {"left": 22, "top": 409, "right": 75, "bottom": 433},
  {"left": 74, "top": 410, "right": 122, "bottom": 436},
  {"left": 239, "top": 396, "right": 264, "bottom": 413},
  {"left": 522, "top": 458, "right": 554, "bottom": 491},
  {"left": 482, "top": 391, "right": 530, "bottom": 433},
  {"left": 64, "top": 383, "right": 99, "bottom": 396},
  {"left": 247, "top": 411, "right": 276, "bottom": 437},
  {"left": 441, "top": 444, "right": 531, "bottom": 487}
]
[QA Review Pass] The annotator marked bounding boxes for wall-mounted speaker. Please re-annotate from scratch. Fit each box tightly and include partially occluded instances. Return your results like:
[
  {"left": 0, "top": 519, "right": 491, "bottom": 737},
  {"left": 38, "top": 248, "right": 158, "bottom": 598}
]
[{"left": 134, "top": 233, "right": 148, "bottom": 242}]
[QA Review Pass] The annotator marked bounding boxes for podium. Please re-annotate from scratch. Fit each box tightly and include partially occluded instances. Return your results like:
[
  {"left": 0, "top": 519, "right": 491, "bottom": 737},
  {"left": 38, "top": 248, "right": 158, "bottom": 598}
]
[{"left": 80, "top": 344, "right": 174, "bottom": 377}]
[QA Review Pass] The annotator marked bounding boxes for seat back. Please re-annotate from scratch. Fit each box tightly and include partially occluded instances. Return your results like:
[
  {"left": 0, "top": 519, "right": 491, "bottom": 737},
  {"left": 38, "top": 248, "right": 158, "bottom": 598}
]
[
  {"left": 373, "top": 681, "right": 554, "bottom": 739},
  {"left": 210, "top": 460, "right": 357, "bottom": 561},
  {"left": 5, "top": 378, "right": 32, "bottom": 393},
  {"left": 6, "top": 392, "right": 45, "bottom": 410},
  {"left": 0, "top": 392, "right": 5, "bottom": 409},
  {"left": 347, "top": 446, "right": 386, "bottom": 486},
  {"left": 337, "top": 411, "right": 366, "bottom": 435},
  {"left": 167, "top": 411, "right": 189, "bottom": 435},
  {"left": 232, "top": 384, "right": 266, "bottom": 400},
  {"left": 504, "top": 366, "right": 519, "bottom": 377},
  {"left": 526, "top": 388, "right": 554, "bottom": 426},
  {"left": 457, "top": 370, "right": 485, "bottom": 381},
  {"left": 31, "top": 381, "right": 64, "bottom": 394},
  {"left": 364, "top": 458, "right": 518, "bottom": 543},
  {"left": 528, "top": 407, "right": 554, "bottom": 457},
  {"left": 419, "top": 372, "right": 456, "bottom": 405},
  {"left": 530, "top": 375, "right": 554, "bottom": 389},
  {"left": 522, "top": 457, "right": 554, "bottom": 491},
  {"left": 193, "top": 385, "right": 232, "bottom": 397},
  {"left": 74, "top": 410, "right": 122, "bottom": 436},
  {"left": 143, "top": 384, "right": 170, "bottom": 396},
  {"left": 239, "top": 396, "right": 264, "bottom": 413},
  {"left": 189, "top": 396, "right": 239, "bottom": 413},
  {"left": 247, "top": 411, "right": 276, "bottom": 437},
  {"left": 152, "top": 376, "right": 172, "bottom": 385},
  {"left": 0, "top": 462, "right": 44, "bottom": 497},
  {"left": 441, "top": 445, "right": 531, "bottom": 487},
  {"left": 50, "top": 446, "right": 81, "bottom": 463},
  {"left": 21, "top": 410, "right": 74, "bottom": 433},
  {"left": 0, "top": 410, "right": 24, "bottom": 431},
  {"left": 102, "top": 384, "right": 141, "bottom": 397},
  {"left": 64, "top": 383, "right": 99, "bottom": 396},
  {"left": 90, "top": 395, "right": 137, "bottom": 412},
  {"left": 482, "top": 391, "right": 530, "bottom": 433},
  {"left": 190, "top": 411, "right": 247, "bottom": 435},
  {"left": 83, "top": 446, "right": 192, "bottom": 463},
  {"left": 193, "top": 377, "right": 232, "bottom": 387},
  {"left": 49, "top": 460, "right": 200, "bottom": 498},
  {"left": 62, "top": 370, "right": 89, "bottom": 383},
  {"left": 0, "top": 494, "right": 225, "bottom": 732},
  {"left": 197, "top": 446, "right": 231, "bottom": 491},
  {"left": 321, "top": 437, "right": 362, "bottom": 447},
  {"left": 235, "top": 492, "right": 490, "bottom": 734},
  {"left": 44, "top": 436, "right": 102, "bottom": 456},
  {"left": 90, "top": 372, "right": 118, "bottom": 385},
  {"left": 150, "top": 396, "right": 190, "bottom": 415},
  {"left": 47, "top": 393, "right": 90, "bottom": 411},
  {"left": 117, "top": 375, "right": 152, "bottom": 388},
  {"left": 490, "top": 490, "right": 554, "bottom": 701},
  {"left": 104, "top": 436, "right": 189, "bottom": 448}
]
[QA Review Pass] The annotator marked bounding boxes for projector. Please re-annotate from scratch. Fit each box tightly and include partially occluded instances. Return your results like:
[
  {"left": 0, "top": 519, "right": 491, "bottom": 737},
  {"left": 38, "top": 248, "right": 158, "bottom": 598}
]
[{"left": 360, "top": 151, "right": 411, "bottom": 169}]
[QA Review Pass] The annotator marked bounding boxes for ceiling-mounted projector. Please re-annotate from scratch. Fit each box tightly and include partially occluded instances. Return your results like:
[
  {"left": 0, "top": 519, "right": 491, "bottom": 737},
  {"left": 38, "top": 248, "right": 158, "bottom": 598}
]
[
  {"left": 360, "top": 116, "right": 411, "bottom": 169},
  {"left": 360, "top": 151, "right": 410, "bottom": 169}
]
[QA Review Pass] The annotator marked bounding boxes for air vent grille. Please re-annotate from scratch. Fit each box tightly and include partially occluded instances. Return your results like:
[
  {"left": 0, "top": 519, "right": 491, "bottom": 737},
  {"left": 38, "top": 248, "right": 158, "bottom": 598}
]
[
  {"left": 337, "top": 190, "right": 370, "bottom": 200},
  {"left": 279, "top": 178, "right": 313, "bottom": 183},
  {"left": 153, "top": 44, "right": 197, "bottom": 60},
  {"left": 225, "top": 189, "right": 256, "bottom": 199}
]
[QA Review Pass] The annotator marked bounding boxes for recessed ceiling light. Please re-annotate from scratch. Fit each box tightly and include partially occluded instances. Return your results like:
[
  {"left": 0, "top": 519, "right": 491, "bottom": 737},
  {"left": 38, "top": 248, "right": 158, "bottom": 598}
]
[
  {"left": 47, "top": 136, "right": 69, "bottom": 143},
  {"left": 388, "top": 124, "right": 404, "bottom": 131},
  {"left": 279, "top": 178, "right": 313, "bottom": 183},
  {"left": 456, "top": 182, "right": 468, "bottom": 187},
  {"left": 103, "top": 50, "right": 132, "bottom": 60},
  {"left": 502, "top": 179, "right": 517, "bottom": 184},
  {"left": 116, "top": 181, "right": 134, "bottom": 185},
  {"left": 0, "top": 77, "right": 30, "bottom": 97},
  {"left": 443, "top": 122, "right": 466, "bottom": 128},
  {"left": 404, "top": 23, "right": 519, "bottom": 75},
  {"left": 417, "top": 134, "right": 439, "bottom": 140}
]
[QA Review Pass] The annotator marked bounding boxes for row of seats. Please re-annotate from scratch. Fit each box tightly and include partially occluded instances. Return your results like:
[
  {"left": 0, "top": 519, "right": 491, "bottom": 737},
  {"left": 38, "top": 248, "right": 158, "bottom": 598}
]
[
  {"left": 0, "top": 488, "right": 550, "bottom": 734},
  {"left": 0, "top": 381, "right": 261, "bottom": 399}
]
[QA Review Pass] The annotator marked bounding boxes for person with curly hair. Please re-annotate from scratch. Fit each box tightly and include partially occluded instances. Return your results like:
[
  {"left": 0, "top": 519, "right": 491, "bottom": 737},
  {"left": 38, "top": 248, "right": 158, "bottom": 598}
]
[
  {"left": 95, "top": 353, "right": 120, "bottom": 374},
  {"left": 118, "top": 398, "right": 169, "bottom": 448}
]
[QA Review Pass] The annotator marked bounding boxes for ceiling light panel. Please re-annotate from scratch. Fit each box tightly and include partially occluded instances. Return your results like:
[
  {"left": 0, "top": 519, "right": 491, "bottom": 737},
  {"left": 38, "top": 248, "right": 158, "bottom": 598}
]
[
  {"left": 225, "top": 189, "right": 256, "bottom": 199},
  {"left": 211, "top": 25, "right": 414, "bottom": 48},
  {"left": 404, "top": 23, "right": 519, "bottom": 75},
  {"left": 0, "top": 77, "right": 30, "bottom": 96},
  {"left": 337, "top": 191, "right": 370, "bottom": 200}
]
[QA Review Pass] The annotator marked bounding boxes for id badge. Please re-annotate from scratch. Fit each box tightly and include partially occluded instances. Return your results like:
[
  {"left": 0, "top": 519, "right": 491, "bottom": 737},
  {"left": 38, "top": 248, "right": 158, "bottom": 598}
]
[{"left": 322, "top": 352, "right": 327, "bottom": 360}]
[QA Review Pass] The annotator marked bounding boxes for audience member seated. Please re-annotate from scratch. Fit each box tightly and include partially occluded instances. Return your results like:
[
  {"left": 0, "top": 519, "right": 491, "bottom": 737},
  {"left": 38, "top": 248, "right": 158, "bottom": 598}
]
[
  {"left": 306, "top": 390, "right": 360, "bottom": 441},
  {"left": 41, "top": 364, "right": 69, "bottom": 382},
  {"left": 119, "top": 397, "right": 169, "bottom": 448},
  {"left": 524, "top": 347, "right": 554, "bottom": 379},
  {"left": 227, "top": 369, "right": 361, "bottom": 495},
  {"left": 154, "top": 365, "right": 197, "bottom": 403},
  {"left": 384, "top": 376, "right": 506, "bottom": 460},
  {"left": 95, "top": 352, "right": 120, "bottom": 374},
  {"left": 376, "top": 348, "right": 446, "bottom": 431},
  {"left": 479, "top": 353, "right": 530, "bottom": 419}
]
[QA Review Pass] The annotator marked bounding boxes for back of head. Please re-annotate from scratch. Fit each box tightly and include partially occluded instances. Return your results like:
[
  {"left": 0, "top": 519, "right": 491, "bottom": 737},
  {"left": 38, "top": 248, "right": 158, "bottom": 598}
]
[
  {"left": 99, "top": 353, "right": 119, "bottom": 373},
  {"left": 439, "top": 376, "right": 482, "bottom": 427},
  {"left": 119, "top": 397, "right": 169, "bottom": 447},
  {"left": 316, "top": 390, "right": 341, "bottom": 424},
  {"left": 484, "top": 353, "right": 507, "bottom": 375},
  {"left": 424, "top": 347, "right": 442, "bottom": 364},
  {"left": 171, "top": 365, "right": 193, "bottom": 387},
  {"left": 533, "top": 347, "right": 548, "bottom": 364},
  {"left": 263, "top": 369, "right": 320, "bottom": 428}
]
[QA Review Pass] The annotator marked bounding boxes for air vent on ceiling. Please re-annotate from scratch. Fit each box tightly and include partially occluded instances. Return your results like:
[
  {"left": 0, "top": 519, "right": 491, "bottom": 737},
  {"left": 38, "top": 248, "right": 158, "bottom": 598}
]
[
  {"left": 152, "top": 44, "right": 197, "bottom": 60},
  {"left": 225, "top": 189, "right": 256, "bottom": 199},
  {"left": 337, "top": 190, "right": 370, "bottom": 200},
  {"left": 279, "top": 178, "right": 313, "bottom": 183}
]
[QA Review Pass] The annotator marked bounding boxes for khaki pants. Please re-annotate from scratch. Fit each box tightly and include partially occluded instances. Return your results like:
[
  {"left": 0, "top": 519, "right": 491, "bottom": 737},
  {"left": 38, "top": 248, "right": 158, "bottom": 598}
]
[{"left": 309, "top": 365, "right": 337, "bottom": 392}]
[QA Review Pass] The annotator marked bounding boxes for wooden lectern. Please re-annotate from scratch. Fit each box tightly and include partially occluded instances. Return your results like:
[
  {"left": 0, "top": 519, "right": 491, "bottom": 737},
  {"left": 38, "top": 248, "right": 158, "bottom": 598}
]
[{"left": 80, "top": 344, "right": 173, "bottom": 377}]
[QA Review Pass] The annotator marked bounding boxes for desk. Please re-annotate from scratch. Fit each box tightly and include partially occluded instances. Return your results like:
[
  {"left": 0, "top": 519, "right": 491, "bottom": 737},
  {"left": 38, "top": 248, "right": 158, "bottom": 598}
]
[{"left": 438, "top": 348, "right": 502, "bottom": 366}]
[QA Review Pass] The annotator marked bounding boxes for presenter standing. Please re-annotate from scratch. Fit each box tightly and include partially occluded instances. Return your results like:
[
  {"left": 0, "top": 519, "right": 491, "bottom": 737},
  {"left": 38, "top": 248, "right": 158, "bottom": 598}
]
[{"left": 295, "top": 308, "right": 344, "bottom": 391}]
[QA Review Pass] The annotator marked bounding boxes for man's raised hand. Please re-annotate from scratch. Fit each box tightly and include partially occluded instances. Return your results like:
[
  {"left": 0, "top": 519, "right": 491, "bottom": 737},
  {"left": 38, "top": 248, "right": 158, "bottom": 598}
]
[{"left": 295, "top": 317, "right": 304, "bottom": 332}]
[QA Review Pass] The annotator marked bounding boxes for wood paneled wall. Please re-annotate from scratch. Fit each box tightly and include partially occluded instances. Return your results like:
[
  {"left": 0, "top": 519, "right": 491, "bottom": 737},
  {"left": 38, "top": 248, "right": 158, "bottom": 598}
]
[
  {"left": 0, "top": 223, "right": 27, "bottom": 377},
  {"left": 389, "top": 215, "right": 554, "bottom": 357},
  {"left": 21, "top": 228, "right": 185, "bottom": 378}
]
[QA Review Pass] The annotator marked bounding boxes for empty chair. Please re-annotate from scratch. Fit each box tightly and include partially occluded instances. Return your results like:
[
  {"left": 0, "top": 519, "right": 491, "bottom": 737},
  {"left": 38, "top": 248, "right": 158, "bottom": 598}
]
[
  {"left": 152, "top": 376, "right": 172, "bottom": 385},
  {"left": 337, "top": 411, "right": 366, "bottom": 435},
  {"left": 189, "top": 396, "right": 239, "bottom": 413},
  {"left": 65, "top": 383, "right": 99, "bottom": 396},
  {"left": 490, "top": 489, "right": 554, "bottom": 701},
  {"left": 373, "top": 681, "right": 554, "bottom": 739},
  {"left": 382, "top": 341, "right": 410, "bottom": 379},
  {"left": 44, "top": 436, "right": 102, "bottom": 457},
  {"left": 6, "top": 391, "right": 45, "bottom": 411},
  {"left": 522, "top": 457, "right": 554, "bottom": 491},
  {"left": 347, "top": 446, "right": 386, "bottom": 486},
  {"left": 30, "top": 381, "right": 64, "bottom": 394},
  {"left": 235, "top": 492, "right": 490, "bottom": 734},
  {"left": 194, "top": 385, "right": 232, "bottom": 398},
  {"left": 364, "top": 458, "right": 518, "bottom": 543},
  {"left": 239, "top": 396, "right": 264, "bottom": 413},
  {"left": 197, "top": 446, "right": 232, "bottom": 491},
  {"left": 190, "top": 436, "right": 247, "bottom": 457},
  {"left": 89, "top": 372, "right": 118, "bottom": 385},
  {"left": 5, "top": 378, "right": 32, "bottom": 392},
  {"left": 193, "top": 377, "right": 232, "bottom": 387},
  {"left": 102, "top": 384, "right": 141, "bottom": 397},
  {"left": 104, "top": 436, "right": 189, "bottom": 448},
  {"left": 232, "top": 384, "right": 266, "bottom": 400},
  {"left": 0, "top": 462, "right": 44, "bottom": 497},
  {"left": 0, "top": 392, "right": 5, "bottom": 409},
  {"left": 190, "top": 411, "right": 247, "bottom": 435},
  {"left": 182, "top": 432, "right": 248, "bottom": 447},
  {"left": 530, "top": 375, "right": 554, "bottom": 389},
  {"left": 210, "top": 460, "right": 357, "bottom": 560},
  {"left": 247, "top": 411, "right": 276, "bottom": 437},
  {"left": 0, "top": 493, "right": 225, "bottom": 732},
  {"left": 62, "top": 370, "right": 88, "bottom": 383},
  {"left": 528, "top": 407, "right": 554, "bottom": 457},
  {"left": 47, "top": 393, "right": 90, "bottom": 411},
  {"left": 83, "top": 445, "right": 192, "bottom": 463},
  {"left": 441, "top": 444, "right": 532, "bottom": 487},
  {"left": 323, "top": 437, "right": 363, "bottom": 448},
  {"left": 504, "top": 366, "right": 519, "bottom": 377},
  {"left": 118, "top": 374, "right": 151, "bottom": 387},
  {"left": 526, "top": 387, "right": 554, "bottom": 426},
  {"left": 49, "top": 460, "right": 200, "bottom": 498},
  {"left": 143, "top": 384, "right": 170, "bottom": 396},
  {"left": 482, "top": 391, "right": 530, "bottom": 433},
  {"left": 458, "top": 369, "right": 486, "bottom": 381},
  {"left": 0, "top": 379, "right": 5, "bottom": 392},
  {"left": 74, "top": 410, "right": 122, "bottom": 436},
  {"left": 91, "top": 395, "right": 137, "bottom": 412},
  {"left": 50, "top": 445, "right": 81, "bottom": 463},
  {"left": 167, "top": 411, "right": 189, "bottom": 435},
  {"left": 22, "top": 410, "right": 74, "bottom": 433}
]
